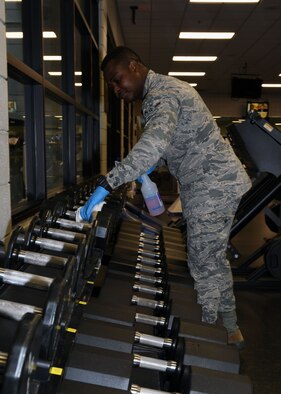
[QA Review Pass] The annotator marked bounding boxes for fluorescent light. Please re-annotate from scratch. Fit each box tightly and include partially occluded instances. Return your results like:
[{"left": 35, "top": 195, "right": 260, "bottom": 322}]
[
  {"left": 43, "top": 56, "right": 62, "bottom": 61},
  {"left": 278, "top": 74, "right": 281, "bottom": 77},
  {"left": 173, "top": 56, "right": 217, "bottom": 62},
  {"left": 213, "top": 116, "right": 222, "bottom": 119},
  {"left": 189, "top": 83, "right": 198, "bottom": 87},
  {"left": 75, "top": 71, "right": 82, "bottom": 76},
  {"left": 6, "top": 32, "right": 23, "bottom": 39},
  {"left": 43, "top": 31, "right": 57, "bottom": 38},
  {"left": 179, "top": 32, "right": 234, "bottom": 39},
  {"left": 5, "top": 0, "right": 22, "bottom": 2},
  {"left": 262, "top": 83, "right": 281, "bottom": 88},
  {"left": 75, "top": 83, "right": 82, "bottom": 87},
  {"left": 48, "top": 71, "right": 62, "bottom": 76},
  {"left": 275, "top": 123, "right": 281, "bottom": 126},
  {"left": 190, "top": 0, "right": 260, "bottom": 3},
  {"left": 169, "top": 72, "right": 206, "bottom": 76}
]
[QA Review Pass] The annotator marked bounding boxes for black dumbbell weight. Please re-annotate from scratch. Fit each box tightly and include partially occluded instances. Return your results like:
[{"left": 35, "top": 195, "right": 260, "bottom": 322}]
[
  {"left": 0, "top": 313, "right": 42, "bottom": 394},
  {"left": 0, "top": 271, "right": 73, "bottom": 361}
]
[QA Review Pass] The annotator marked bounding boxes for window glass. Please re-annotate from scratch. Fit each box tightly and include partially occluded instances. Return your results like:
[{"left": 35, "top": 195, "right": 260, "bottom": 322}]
[
  {"left": 45, "top": 96, "right": 63, "bottom": 193},
  {"left": 75, "top": 26, "right": 82, "bottom": 103},
  {"left": 8, "top": 78, "right": 26, "bottom": 207},
  {"left": 5, "top": 0, "right": 23, "bottom": 60},
  {"left": 43, "top": 0, "right": 62, "bottom": 89},
  {"left": 76, "top": 113, "right": 83, "bottom": 181}
]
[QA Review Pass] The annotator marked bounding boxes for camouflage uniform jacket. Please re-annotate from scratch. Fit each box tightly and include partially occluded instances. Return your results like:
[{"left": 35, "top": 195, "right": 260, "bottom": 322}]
[{"left": 106, "top": 70, "right": 251, "bottom": 207}]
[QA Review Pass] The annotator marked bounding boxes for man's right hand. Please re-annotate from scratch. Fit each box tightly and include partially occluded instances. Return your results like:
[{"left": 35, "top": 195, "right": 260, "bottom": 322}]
[{"left": 78, "top": 186, "right": 109, "bottom": 222}]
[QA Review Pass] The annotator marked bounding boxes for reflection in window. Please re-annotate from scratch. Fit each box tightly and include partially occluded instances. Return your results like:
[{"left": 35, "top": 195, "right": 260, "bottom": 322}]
[
  {"left": 43, "top": 0, "right": 61, "bottom": 89},
  {"left": 5, "top": 0, "right": 23, "bottom": 60},
  {"left": 45, "top": 96, "right": 63, "bottom": 193},
  {"left": 75, "top": 26, "right": 82, "bottom": 103},
  {"left": 76, "top": 113, "right": 83, "bottom": 181},
  {"left": 8, "top": 78, "right": 26, "bottom": 207}
]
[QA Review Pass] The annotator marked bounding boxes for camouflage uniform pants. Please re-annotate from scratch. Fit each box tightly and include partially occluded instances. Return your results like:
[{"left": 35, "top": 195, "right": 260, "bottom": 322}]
[{"left": 183, "top": 195, "right": 240, "bottom": 325}]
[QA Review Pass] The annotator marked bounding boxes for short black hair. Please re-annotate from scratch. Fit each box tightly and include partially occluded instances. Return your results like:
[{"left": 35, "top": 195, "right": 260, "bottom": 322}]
[{"left": 101, "top": 46, "right": 144, "bottom": 71}]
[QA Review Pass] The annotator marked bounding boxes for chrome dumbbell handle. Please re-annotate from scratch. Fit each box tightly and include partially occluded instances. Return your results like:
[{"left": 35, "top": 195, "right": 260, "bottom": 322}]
[
  {"left": 34, "top": 237, "right": 77, "bottom": 254},
  {"left": 131, "top": 295, "right": 164, "bottom": 310},
  {"left": 0, "top": 267, "right": 53, "bottom": 290},
  {"left": 134, "top": 272, "right": 164, "bottom": 285},
  {"left": 34, "top": 225, "right": 85, "bottom": 243},
  {"left": 130, "top": 384, "right": 179, "bottom": 394},
  {"left": 134, "top": 332, "right": 172, "bottom": 349},
  {"left": 135, "top": 313, "right": 166, "bottom": 327},
  {"left": 133, "top": 283, "right": 164, "bottom": 296},
  {"left": 56, "top": 217, "right": 91, "bottom": 231},
  {"left": 137, "top": 256, "right": 162, "bottom": 267},
  {"left": 133, "top": 354, "right": 177, "bottom": 373},
  {"left": 16, "top": 250, "right": 67, "bottom": 267},
  {"left": 0, "top": 299, "right": 43, "bottom": 321},
  {"left": 136, "top": 264, "right": 162, "bottom": 275}
]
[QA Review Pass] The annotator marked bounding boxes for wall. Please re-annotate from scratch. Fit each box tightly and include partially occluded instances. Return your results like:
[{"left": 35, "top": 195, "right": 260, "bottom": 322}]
[
  {"left": 0, "top": 2, "right": 11, "bottom": 240},
  {"left": 202, "top": 91, "right": 281, "bottom": 118}
]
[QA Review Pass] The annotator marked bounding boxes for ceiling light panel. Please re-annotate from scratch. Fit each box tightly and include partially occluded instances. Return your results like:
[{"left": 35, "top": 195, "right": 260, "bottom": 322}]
[
  {"left": 262, "top": 84, "right": 281, "bottom": 88},
  {"left": 43, "top": 56, "right": 62, "bottom": 61},
  {"left": 189, "top": 0, "right": 260, "bottom": 3},
  {"left": 179, "top": 32, "right": 235, "bottom": 39},
  {"left": 169, "top": 72, "right": 206, "bottom": 76},
  {"left": 173, "top": 56, "right": 217, "bottom": 61}
]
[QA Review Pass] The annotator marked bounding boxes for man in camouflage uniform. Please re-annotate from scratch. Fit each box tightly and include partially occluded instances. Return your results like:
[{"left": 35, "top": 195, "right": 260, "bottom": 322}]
[{"left": 79, "top": 47, "right": 252, "bottom": 348}]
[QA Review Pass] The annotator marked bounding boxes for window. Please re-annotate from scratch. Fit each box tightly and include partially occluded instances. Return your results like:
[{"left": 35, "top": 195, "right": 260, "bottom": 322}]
[
  {"left": 8, "top": 78, "right": 26, "bottom": 207},
  {"left": 45, "top": 96, "right": 63, "bottom": 193}
]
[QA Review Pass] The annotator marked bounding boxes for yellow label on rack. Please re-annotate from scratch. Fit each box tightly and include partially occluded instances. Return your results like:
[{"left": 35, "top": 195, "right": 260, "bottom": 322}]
[
  {"left": 66, "top": 327, "right": 77, "bottom": 333},
  {"left": 49, "top": 367, "right": 63, "bottom": 376}
]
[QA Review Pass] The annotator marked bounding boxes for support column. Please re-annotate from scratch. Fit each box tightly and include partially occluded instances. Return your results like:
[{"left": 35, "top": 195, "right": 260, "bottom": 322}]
[
  {"left": 99, "top": 0, "right": 108, "bottom": 174},
  {"left": 0, "top": 2, "right": 12, "bottom": 239},
  {"left": 120, "top": 99, "right": 124, "bottom": 160}
]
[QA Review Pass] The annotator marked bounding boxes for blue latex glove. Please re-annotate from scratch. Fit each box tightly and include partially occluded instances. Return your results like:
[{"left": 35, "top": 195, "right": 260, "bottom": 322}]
[
  {"left": 79, "top": 186, "right": 109, "bottom": 222},
  {"left": 137, "top": 165, "right": 156, "bottom": 184}
]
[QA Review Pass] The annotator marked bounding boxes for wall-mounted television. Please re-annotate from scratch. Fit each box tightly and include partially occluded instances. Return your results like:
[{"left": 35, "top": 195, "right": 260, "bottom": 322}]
[
  {"left": 231, "top": 77, "right": 262, "bottom": 98},
  {"left": 247, "top": 101, "right": 269, "bottom": 119}
]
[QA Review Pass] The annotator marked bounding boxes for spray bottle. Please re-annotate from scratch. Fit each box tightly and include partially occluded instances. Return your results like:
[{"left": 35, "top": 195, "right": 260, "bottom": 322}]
[{"left": 140, "top": 173, "right": 165, "bottom": 216}]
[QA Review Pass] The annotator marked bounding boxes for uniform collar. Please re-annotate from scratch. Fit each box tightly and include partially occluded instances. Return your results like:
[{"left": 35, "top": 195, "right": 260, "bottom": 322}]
[{"left": 142, "top": 69, "right": 156, "bottom": 100}]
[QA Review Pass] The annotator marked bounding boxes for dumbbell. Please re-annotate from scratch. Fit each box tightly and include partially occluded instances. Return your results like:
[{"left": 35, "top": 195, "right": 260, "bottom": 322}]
[
  {"left": 0, "top": 265, "right": 74, "bottom": 361},
  {"left": 95, "top": 272, "right": 202, "bottom": 324},
  {"left": 33, "top": 215, "right": 87, "bottom": 245},
  {"left": 1, "top": 227, "right": 69, "bottom": 270},
  {"left": 116, "top": 231, "right": 186, "bottom": 257},
  {"left": 40, "top": 208, "right": 92, "bottom": 234},
  {"left": 7, "top": 220, "right": 89, "bottom": 297},
  {"left": 0, "top": 227, "right": 86, "bottom": 296},
  {"left": 82, "top": 298, "right": 239, "bottom": 374},
  {"left": 63, "top": 342, "right": 185, "bottom": 392},
  {"left": 0, "top": 313, "right": 43, "bottom": 394},
  {"left": 66, "top": 315, "right": 184, "bottom": 364},
  {"left": 59, "top": 380, "right": 182, "bottom": 394}
]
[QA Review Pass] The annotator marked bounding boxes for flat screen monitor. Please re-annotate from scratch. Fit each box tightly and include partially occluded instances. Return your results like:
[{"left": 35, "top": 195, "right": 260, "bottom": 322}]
[{"left": 247, "top": 101, "right": 269, "bottom": 119}]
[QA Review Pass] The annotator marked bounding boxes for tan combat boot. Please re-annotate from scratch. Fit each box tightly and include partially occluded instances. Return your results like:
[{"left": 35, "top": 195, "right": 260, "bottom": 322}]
[{"left": 228, "top": 328, "right": 245, "bottom": 350}]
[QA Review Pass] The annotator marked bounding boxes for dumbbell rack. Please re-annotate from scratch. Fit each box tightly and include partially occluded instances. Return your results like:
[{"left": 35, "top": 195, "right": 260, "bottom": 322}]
[{"left": 0, "top": 182, "right": 253, "bottom": 394}]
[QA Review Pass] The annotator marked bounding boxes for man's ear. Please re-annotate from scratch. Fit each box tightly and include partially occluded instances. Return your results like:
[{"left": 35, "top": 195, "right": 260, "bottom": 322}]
[{"left": 128, "top": 60, "right": 138, "bottom": 73}]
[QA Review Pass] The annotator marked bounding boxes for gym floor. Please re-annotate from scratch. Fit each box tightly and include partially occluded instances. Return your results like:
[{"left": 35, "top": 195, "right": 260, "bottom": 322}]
[{"left": 232, "top": 212, "right": 281, "bottom": 394}]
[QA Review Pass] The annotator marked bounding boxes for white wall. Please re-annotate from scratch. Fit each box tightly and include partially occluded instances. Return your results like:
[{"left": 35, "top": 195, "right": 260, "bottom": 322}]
[{"left": 0, "top": 2, "right": 12, "bottom": 240}]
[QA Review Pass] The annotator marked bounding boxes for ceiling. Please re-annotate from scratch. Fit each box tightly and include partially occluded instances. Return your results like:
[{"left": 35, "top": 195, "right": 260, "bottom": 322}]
[{"left": 114, "top": 0, "right": 281, "bottom": 97}]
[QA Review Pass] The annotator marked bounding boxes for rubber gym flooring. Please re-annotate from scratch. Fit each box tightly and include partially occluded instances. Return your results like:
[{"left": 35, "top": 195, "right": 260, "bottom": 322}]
[{"left": 232, "top": 212, "right": 281, "bottom": 394}]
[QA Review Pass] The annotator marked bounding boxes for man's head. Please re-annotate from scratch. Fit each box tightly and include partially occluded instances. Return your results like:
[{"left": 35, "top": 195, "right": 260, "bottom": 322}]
[{"left": 101, "top": 46, "right": 148, "bottom": 103}]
